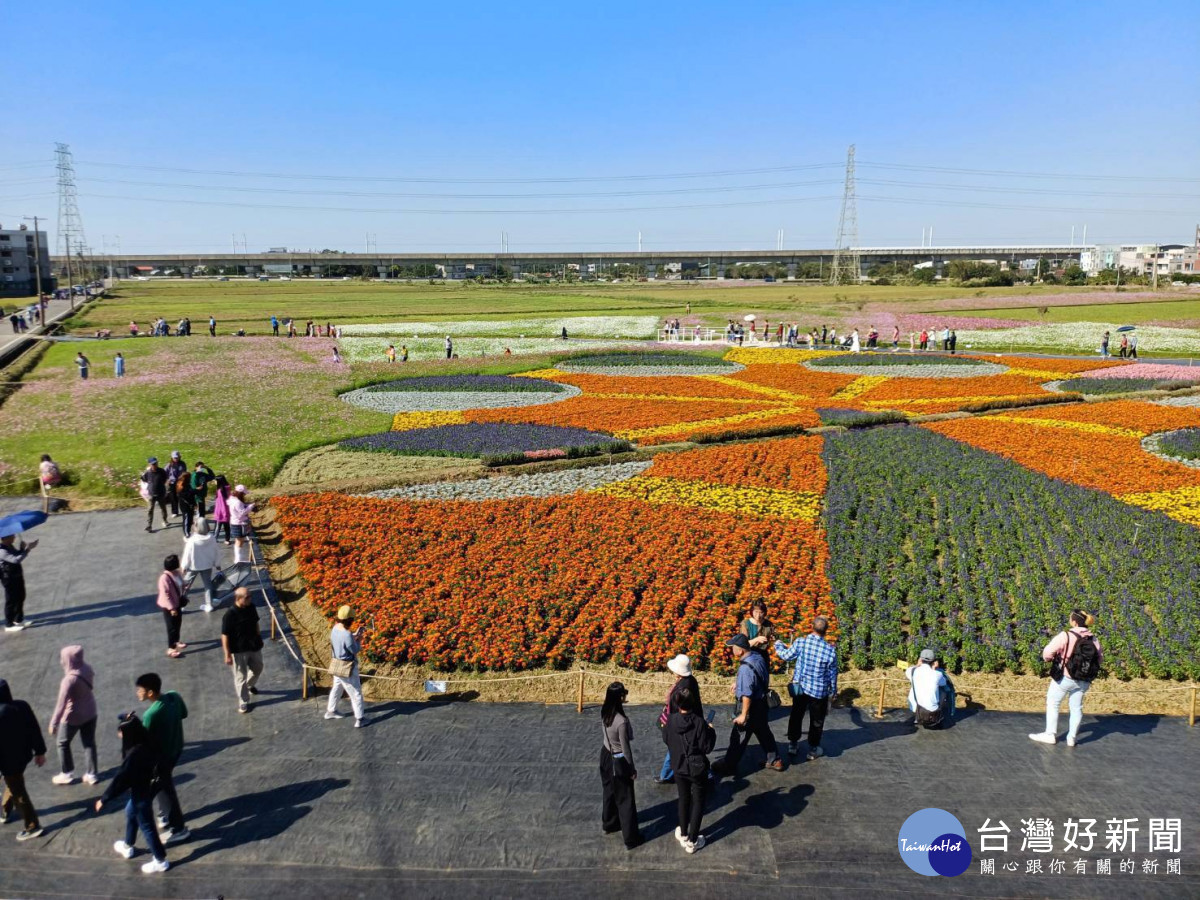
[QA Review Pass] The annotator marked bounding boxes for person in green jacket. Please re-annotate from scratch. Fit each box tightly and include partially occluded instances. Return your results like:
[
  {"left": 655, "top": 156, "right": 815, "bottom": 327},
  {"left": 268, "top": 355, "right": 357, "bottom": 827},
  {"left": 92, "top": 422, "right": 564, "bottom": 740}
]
[
  {"left": 189, "top": 463, "right": 215, "bottom": 516},
  {"left": 136, "top": 674, "right": 190, "bottom": 845}
]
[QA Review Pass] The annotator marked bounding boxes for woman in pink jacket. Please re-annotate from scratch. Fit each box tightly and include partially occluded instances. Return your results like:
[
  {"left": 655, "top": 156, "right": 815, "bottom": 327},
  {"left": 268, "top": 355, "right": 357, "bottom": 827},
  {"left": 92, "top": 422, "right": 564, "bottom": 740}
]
[
  {"left": 1029, "top": 610, "right": 1102, "bottom": 748},
  {"left": 211, "top": 475, "right": 232, "bottom": 545},
  {"left": 48, "top": 645, "right": 99, "bottom": 785},
  {"left": 157, "top": 554, "right": 187, "bottom": 659}
]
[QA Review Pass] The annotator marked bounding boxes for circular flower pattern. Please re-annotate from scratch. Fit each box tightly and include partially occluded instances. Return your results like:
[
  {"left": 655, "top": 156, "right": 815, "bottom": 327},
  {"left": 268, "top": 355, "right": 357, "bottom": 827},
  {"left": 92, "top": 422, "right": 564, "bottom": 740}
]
[
  {"left": 805, "top": 358, "right": 1006, "bottom": 379},
  {"left": 339, "top": 383, "right": 581, "bottom": 414},
  {"left": 366, "top": 461, "right": 652, "bottom": 502}
]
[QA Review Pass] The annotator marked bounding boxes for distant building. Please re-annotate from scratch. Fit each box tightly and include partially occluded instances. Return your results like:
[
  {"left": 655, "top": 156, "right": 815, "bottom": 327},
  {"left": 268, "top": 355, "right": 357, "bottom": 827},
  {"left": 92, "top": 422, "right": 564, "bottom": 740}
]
[{"left": 0, "top": 225, "right": 53, "bottom": 298}]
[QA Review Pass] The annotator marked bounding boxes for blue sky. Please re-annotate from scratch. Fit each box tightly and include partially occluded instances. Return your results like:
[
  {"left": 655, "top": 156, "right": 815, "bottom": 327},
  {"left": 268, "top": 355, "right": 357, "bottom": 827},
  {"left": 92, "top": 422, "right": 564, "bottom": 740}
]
[{"left": 3, "top": 1, "right": 1197, "bottom": 253}]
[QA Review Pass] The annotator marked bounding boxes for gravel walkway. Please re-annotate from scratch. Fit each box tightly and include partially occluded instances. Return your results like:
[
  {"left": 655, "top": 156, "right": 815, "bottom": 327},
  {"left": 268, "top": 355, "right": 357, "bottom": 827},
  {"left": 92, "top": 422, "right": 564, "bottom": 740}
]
[
  {"left": 339, "top": 383, "right": 581, "bottom": 414},
  {"left": 804, "top": 360, "right": 1007, "bottom": 378},
  {"left": 557, "top": 363, "right": 743, "bottom": 377},
  {"left": 1153, "top": 394, "right": 1200, "bottom": 409},
  {"left": 365, "top": 460, "right": 651, "bottom": 501}
]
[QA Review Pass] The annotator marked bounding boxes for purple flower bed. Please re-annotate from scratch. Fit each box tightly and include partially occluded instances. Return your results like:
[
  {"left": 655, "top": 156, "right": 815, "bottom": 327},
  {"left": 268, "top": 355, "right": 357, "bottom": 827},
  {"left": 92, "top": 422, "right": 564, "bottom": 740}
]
[
  {"left": 817, "top": 408, "right": 907, "bottom": 428},
  {"left": 365, "top": 375, "right": 566, "bottom": 393},
  {"left": 340, "top": 423, "right": 630, "bottom": 458},
  {"left": 1158, "top": 428, "right": 1200, "bottom": 461}
]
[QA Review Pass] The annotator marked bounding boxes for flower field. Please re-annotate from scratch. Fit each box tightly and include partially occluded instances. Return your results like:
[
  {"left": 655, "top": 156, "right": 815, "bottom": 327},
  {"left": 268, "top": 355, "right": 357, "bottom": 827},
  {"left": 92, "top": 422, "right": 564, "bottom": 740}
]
[{"left": 271, "top": 345, "right": 1200, "bottom": 682}]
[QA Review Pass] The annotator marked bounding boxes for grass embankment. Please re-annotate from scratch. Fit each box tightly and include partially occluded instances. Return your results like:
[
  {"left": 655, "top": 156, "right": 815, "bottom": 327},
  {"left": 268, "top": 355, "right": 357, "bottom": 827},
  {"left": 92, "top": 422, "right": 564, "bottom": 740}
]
[{"left": 71, "top": 279, "right": 1104, "bottom": 334}]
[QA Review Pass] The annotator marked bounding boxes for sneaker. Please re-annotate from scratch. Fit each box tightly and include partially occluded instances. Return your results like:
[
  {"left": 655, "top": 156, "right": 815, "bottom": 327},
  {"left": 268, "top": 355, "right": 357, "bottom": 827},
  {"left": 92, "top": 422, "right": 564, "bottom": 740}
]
[
  {"left": 248, "top": 686, "right": 259, "bottom": 695},
  {"left": 141, "top": 858, "right": 170, "bottom": 874},
  {"left": 4, "top": 625, "right": 22, "bottom": 632},
  {"left": 674, "top": 826, "right": 687, "bottom": 847},
  {"left": 145, "top": 526, "right": 152, "bottom": 533},
  {"left": 1066, "top": 737, "right": 1077, "bottom": 748},
  {"left": 82, "top": 773, "right": 99, "bottom": 785},
  {"left": 1028, "top": 732, "right": 1057, "bottom": 745},
  {"left": 324, "top": 712, "right": 345, "bottom": 720},
  {"left": 113, "top": 840, "right": 135, "bottom": 859},
  {"left": 354, "top": 718, "right": 364, "bottom": 728},
  {"left": 52, "top": 772, "right": 77, "bottom": 785},
  {"left": 787, "top": 741, "right": 799, "bottom": 758},
  {"left": 685, "top": 834, "right": 706, "bottom": 854},
  {"left": 765, "top": 758, "right": 785, "bottom": 772},
  {"left": 200, "top": 604, "right": 213, "bottom": 613},
  {"left": 16, "top": 826, "right": 44, "bottom": 841},
  {"left": 155, "top": 815, "right": 169, "bottom": 830},
  {"left": 653, "top": 775, "right": 674, "bottom": 785},
  {"left": 238, "top": 703, "right": 249, "bottom": 713},
  {"left": 160, "top": 828, "right": 190, "bottom": 845},
  {"left": 807, "top": 745, "right": 825, "bottom": 760}
]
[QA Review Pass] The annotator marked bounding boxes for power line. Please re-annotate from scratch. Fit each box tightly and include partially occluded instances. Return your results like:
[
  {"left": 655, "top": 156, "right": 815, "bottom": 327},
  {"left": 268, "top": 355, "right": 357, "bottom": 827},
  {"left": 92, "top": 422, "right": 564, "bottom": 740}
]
[
  {"left": 76, "top": 175, "right": 845, "bottom": 200},
  {"left": 859, "top": 161, "right": 1200, "bottom": 183},
  {"left": 75, "top": 160, "right": 844, "bottom": 184}
]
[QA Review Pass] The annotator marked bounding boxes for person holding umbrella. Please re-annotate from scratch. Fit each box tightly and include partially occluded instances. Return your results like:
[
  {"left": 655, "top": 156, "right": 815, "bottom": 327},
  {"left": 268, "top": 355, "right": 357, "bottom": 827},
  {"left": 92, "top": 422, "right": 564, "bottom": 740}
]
[{"left": 0, "top": 512, "right": 43, "bottom": 632}]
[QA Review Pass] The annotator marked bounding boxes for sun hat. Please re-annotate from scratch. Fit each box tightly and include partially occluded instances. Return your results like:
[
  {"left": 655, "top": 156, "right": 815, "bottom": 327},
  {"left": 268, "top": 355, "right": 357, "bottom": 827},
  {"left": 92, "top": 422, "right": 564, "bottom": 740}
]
[
  {"left": 336, "top": 604, "right": 353, "bottom": 621},
  {"left": 234, "top": 484, "right": 246, "bottom": 493},
  {"left": 919, "top": 648, "right": 937, "bottom": 663},
  {"left": 667, "top": 654, "right": 692, "bottom": 678},
  {"left": 725, "top": 634, "right": 751, "bottom": 651},
  {"left": 147, "top": 457, "right": 158, "bottom": 464}
]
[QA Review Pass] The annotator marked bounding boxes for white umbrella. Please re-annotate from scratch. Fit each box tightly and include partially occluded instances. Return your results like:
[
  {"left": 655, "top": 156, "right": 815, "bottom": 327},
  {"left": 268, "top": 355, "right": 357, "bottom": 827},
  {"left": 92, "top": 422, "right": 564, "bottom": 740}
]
[{"left": 743, "top": 314, "right": 756, "bottom": 322}]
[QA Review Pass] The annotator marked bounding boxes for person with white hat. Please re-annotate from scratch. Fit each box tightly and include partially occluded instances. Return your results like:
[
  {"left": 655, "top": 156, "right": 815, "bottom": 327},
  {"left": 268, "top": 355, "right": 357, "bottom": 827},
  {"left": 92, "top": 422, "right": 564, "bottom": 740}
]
[
  {"left": 325, "top": 605, "right": 365, "bottom": 727},
  {"left": 655, "top": 654, "right": 703, "bottom": 785},
  {"left": 905, "top": 649, "right": 950, "bottom": 729}
]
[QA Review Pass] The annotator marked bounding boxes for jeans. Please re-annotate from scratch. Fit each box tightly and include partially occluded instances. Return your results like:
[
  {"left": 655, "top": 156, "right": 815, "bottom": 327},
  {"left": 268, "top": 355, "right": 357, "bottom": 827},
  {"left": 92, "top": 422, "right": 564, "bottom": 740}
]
[
  {"left": 57, "top": 717, "right": 98, "bottom": 776},
  {"left": 125, "top": 797, "right": 166, "bottom": 860},
  {"left": 1046, "top": 676, "right": 1090, "bottom": 741},
  {"left": 185, "top": 568, "right": 216, "bottom": 607},
  {"left": 786, "top": 692, "right": 828, "bottom": 746},
  {"left": 328, "top": 668, "right": 364, "bottom": 719},
  {"left": 659, "top": 750, "right": 673, "bottom": 782},
  {"left": 233, "top": 650, "right": 264, "bottom": 704},
  {"left": 180, "top": 507, "right": 194, "bottom": 538},
  {"left": 1, "top": 772, "right": 38, "bottom": 829},
  {"left": 214, "top": 519, "right": 231, "bottom": 542}
]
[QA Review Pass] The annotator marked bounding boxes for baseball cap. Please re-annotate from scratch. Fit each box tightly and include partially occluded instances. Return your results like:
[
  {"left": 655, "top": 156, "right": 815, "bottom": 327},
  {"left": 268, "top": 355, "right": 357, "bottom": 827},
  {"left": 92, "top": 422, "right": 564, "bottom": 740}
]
[
  {"left": 725, "top": 634, "right": 751, "bottom": 651},
  {"left": 919, "top": 648, "right": 937, "bottom": 663},
  {"left": 147, "top": 457, "right": 158, "bottom": 464},
  {"left": 170, "top": 451, "right": 181, "bottom": 459}
]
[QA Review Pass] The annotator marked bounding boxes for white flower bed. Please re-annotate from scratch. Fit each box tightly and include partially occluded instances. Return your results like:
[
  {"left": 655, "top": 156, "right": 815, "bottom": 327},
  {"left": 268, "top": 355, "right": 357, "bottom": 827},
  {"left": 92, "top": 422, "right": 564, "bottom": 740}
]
[
  {"left": 1154, "top": 395, "right": 1200, "bottom": 409},
  {"left": 366, "top": 460, "right": 651, "bottom": 501},
  {"left": 955, "top": 322, "right": 1200, "bottom": 355},
  {"left": 557, "top": 363, "right": 744, "bottom": 377},
  {"left": 338, "top": 337, "right": 629, "bottom": 363},
  {"left": 803, "top": 360, "right": 1006, "bottom": 379},
  {"left": 339, "top": 315, "right": 659, "bottom": 339},
  {"left": 339, "top": 384, "right": 581, "bottom": 414}
]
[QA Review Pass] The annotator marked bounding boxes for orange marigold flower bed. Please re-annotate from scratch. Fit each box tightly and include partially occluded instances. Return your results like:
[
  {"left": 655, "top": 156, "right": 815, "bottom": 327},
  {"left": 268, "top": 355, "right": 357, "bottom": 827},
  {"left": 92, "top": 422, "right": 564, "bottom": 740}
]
[
  {"left": 274, "top": 492, "right": 834, "bottom": 674},
  {"left": 925, "top": 418, "right": 1200, "bottom": 495},
  {"left": 981, "top": 356, "right": 1131, "bottom": 374},
  {"left": 646, "top": 435, "right": 827, "bottom": 493},
  {"left": 637, "top": 409, "right": 823, "bottom": 445},
  {"left": 729, "top": 365, "right": 857, "bottom": 398},
  {"left": 1005, "top": 399, "right": 1200, "bottom": 436},
  {"left": 466, "top": 395, "right": 776, "bottom": 435},
  {"left": 860, "top": 374, "right": 1049, "bottom": 403}
]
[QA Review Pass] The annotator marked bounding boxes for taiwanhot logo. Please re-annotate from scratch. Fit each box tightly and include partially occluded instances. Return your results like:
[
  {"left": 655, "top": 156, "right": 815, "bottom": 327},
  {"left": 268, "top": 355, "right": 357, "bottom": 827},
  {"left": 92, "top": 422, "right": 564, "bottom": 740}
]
[{"left": 897, "top": 808, "right": 972, "bottom": 877}]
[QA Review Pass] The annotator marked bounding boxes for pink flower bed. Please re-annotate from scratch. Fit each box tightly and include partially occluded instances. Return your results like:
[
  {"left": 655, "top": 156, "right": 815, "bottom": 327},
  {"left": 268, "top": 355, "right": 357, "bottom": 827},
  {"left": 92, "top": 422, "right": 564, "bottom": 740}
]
[
  {"left": 1081, "top": 363, "right": 1200, "bottom": 381},
  {"left": 523, "top": 448, "right": 568, "bottom": 460}
]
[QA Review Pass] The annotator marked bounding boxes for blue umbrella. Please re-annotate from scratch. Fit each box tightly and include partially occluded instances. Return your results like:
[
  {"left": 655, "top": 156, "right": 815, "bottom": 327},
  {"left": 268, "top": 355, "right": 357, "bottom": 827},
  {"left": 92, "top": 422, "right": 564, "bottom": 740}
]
[
  {"left": 0, "top": 510, "right": 48, "bottom": 538},
  {"left": 1116, "top": 325, "right": 1137, "bottom": 332}
]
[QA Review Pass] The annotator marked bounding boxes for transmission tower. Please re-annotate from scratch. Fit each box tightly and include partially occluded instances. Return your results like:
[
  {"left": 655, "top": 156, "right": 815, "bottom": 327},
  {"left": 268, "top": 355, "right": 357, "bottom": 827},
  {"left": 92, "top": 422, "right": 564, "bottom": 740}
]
[
  {"left": 830, "top": 144, "right": 859, "bottom": 285},
  {"left": 56, "top": 142, "right": 88, "bottom": 262}
]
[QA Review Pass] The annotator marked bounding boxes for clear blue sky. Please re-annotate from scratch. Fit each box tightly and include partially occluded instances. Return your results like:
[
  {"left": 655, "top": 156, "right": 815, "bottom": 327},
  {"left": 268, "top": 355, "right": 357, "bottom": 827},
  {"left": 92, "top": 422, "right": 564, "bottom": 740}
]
[{"left": 4, "top": 0, "right": 1197, "bottom": 253}]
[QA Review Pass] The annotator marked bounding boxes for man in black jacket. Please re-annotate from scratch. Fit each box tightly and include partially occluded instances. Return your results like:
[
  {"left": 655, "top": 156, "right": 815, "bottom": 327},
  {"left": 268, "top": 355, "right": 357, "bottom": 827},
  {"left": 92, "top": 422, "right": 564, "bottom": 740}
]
[
  {"left": 141, "top": 458, "right": 170, "bottom": 533},
  {"left": 0, "top": 679, "right": 47, "bottom": 840}
]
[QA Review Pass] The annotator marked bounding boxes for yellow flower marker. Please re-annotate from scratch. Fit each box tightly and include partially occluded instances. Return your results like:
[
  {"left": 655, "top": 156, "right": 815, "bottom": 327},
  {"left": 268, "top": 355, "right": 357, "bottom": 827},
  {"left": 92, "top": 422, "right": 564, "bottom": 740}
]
[
  {"left": 594, "top": 476, "right": 822, "bottom": 520},
  {"left": 830, "top": 375, "right": 889, "bottom": 402}
]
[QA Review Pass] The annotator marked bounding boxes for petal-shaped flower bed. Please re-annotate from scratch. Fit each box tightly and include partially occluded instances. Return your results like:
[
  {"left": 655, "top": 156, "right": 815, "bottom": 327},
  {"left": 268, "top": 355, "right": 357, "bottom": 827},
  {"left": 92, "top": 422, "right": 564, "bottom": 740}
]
[
  {"left": 807, "top": 356, "right": 1007, "bottom": 378},
  {"left": 559, "top": 350, "right": 742, "bottom": 376},
  {"left": 339, "top": 423, "right": 631, "bottom": 459},
  {"left": 1155, "top": 427, "right": 1200, "bottom": 461},
  {"left": 366, "top": 460, "right": 651, "bottom": 501},
  {"left": 1057, "top": 376, "right": 1200, "bottom": 395},
  {"left": 340, "top": 380, "right": 581, "bottom": 414}
]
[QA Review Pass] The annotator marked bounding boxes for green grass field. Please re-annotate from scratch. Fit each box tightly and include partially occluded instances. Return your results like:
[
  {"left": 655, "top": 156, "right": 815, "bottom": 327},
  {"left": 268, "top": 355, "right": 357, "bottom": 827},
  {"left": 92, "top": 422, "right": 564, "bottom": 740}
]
[
  {"left": 954, "top": 297, "right": 1200, "bottom": 324},
  {"left": 70, "top": 278, "right": 1109, "bottom": 334}
]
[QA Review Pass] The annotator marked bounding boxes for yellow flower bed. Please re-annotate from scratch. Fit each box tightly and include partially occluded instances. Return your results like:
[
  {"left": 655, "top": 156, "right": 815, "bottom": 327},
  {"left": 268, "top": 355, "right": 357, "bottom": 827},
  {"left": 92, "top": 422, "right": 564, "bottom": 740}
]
[
  {"left": 701, "top": 375, "right": 812, "bottom": 402},
  {"left": 391, "top": 410, "right": 468, "bottom": 431},
  {"left": 513, "top": 368, "right": 568, "bottom": 381},
  {"left": 864, "top": 394, "right": 1038, "bottom": 408},
  {"left": 830, "top": 375, "right": 889, "bottom": 402},
  {"left": 1119, "top": 486, "right": 1200, "bottom": 526},
  {"left": 593, "top": 475, "right": 822, "bottom": 520},
  {"left": 723, "top": 348, "right": 835, "bottom": 365},
  {"left": 1006, "top": 367, "right": 1071, "bottom": 382},
  {"left": 986, "top": 415, "right": 1143, "bottom": 439}
]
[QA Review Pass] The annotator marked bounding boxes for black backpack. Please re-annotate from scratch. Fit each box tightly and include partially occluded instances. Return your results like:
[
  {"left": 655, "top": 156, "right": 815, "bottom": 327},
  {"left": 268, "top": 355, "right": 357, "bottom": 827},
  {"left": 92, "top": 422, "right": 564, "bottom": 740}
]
[{"left": 1064, "top": 632, "right": 1100, "bottom": 682}]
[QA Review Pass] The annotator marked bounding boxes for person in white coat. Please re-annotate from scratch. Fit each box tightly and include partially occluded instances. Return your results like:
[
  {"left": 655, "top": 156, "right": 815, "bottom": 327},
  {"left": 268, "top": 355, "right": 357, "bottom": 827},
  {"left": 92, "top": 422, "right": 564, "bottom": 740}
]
[
  {"left": 180, "top": 519, "right": 224, "bottom": 612},
  {"left": 850, "top": 329, "right": 861, "bottom": 353}
]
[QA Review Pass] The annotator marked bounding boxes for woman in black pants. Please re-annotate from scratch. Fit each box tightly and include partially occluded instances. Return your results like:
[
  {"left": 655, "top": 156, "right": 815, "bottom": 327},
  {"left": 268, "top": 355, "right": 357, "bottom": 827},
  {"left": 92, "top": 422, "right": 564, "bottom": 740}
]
[
  {"left": 600, "top": 682, "right": 643, "bottom": 849},
  {"left": 156, "top": 555, "right": 186, "bottom": 659},
  {"left": 663, "top": 686, "right": 716, "bottom": 853}
]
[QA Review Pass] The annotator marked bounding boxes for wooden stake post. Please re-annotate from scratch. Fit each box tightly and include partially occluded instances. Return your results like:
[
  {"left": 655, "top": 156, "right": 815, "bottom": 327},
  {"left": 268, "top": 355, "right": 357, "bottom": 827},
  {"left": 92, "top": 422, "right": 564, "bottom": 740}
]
[
  {"left": 577, "top": 669, "right": 585, "bottom": 713},
  {"left": 875, "top": 680, "right": 886, "bottom": 718},
  {"left": 1190, "top": 687, "right": 1197, "bottom": 727}
]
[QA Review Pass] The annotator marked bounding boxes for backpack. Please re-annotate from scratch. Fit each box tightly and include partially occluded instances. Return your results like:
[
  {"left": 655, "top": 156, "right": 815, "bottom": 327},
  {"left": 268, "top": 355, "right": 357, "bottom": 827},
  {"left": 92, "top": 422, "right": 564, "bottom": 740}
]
[{"left": 1063, "top": 632, "right": 1100, "bottom": 682}]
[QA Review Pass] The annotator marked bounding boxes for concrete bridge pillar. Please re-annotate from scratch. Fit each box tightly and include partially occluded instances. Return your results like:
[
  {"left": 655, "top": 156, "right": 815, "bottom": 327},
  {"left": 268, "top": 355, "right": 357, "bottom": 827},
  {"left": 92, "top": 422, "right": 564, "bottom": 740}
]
[
  {"left": 717, "top": 263, "right": 726, "bottom": 279},
  {"left": 786, "top": 262, "right": 796, "bottom": 280},
  {"left": 377, "top": 266, "right": 390, "bottom": 279},
  {"left": 646, "top": 263, "right": 657, "bottom": 279}
]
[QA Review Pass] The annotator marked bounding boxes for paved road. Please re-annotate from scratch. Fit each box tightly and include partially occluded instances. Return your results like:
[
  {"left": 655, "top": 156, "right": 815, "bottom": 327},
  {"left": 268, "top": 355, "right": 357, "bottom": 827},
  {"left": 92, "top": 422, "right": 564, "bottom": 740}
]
[
  {"left": 0, "top": 505, "right": 1196, "bottom": 899},
  {"left": 0, "top": 294, "right": 87, "bottom": 365}
]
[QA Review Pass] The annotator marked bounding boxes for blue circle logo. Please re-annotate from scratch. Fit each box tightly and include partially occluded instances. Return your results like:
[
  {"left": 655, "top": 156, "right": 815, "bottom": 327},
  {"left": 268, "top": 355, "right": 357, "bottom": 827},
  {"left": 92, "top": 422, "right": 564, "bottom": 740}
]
[{"left": 897, "top": 808, "right": 972, "bottom": 877}]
